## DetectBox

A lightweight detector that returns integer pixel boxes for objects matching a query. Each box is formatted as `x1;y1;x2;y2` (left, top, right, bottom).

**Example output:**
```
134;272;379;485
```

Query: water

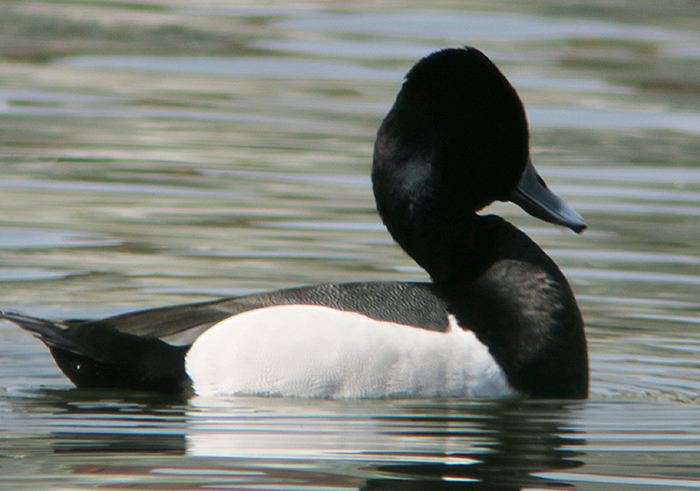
1;1;700;489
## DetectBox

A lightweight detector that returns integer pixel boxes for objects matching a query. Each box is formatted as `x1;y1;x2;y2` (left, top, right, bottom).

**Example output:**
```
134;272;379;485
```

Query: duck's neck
406;214;589;398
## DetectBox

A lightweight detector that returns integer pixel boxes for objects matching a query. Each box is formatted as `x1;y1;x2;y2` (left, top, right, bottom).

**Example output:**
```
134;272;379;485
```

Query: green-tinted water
1;1;700;489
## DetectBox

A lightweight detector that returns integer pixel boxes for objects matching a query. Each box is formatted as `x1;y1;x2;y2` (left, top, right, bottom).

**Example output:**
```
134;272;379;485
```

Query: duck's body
1;47;589;399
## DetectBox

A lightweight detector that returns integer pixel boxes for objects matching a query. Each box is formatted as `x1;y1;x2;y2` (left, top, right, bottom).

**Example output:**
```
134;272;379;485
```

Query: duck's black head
373;47;528;216
372;47;584;281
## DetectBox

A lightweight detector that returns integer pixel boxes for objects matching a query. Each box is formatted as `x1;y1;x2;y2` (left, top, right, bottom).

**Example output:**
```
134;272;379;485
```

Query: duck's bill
509;159;586;234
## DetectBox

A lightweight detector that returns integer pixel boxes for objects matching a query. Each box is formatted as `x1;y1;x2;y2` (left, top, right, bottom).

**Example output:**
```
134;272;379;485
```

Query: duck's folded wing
50;281;452;347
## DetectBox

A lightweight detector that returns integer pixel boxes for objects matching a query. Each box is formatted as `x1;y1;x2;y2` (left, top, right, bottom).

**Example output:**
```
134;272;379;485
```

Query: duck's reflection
17;388;189;454
20;390;584;490
185;397;584;490
363;401;585;490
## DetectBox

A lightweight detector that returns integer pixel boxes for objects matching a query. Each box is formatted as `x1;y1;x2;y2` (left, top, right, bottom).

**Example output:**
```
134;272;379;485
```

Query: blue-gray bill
509;159;586;234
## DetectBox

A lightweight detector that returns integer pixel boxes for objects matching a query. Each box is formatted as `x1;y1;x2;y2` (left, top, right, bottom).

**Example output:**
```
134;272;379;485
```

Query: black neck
413;215;589;398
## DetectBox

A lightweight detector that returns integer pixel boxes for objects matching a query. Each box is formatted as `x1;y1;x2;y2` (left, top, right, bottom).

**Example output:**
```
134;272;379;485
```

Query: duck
1;47;588;399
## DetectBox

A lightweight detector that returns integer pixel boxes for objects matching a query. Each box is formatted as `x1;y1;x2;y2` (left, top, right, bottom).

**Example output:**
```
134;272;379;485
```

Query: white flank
185;305;517;399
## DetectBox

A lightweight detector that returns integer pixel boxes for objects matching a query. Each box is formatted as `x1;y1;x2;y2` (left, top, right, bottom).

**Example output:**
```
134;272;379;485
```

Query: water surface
1;1;700;489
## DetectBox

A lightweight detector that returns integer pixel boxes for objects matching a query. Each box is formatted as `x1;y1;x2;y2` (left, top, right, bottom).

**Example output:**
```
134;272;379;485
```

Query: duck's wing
60;281;451;347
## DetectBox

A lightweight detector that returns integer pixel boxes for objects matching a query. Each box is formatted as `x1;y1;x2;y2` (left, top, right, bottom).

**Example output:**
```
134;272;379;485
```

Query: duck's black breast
433;216;588;398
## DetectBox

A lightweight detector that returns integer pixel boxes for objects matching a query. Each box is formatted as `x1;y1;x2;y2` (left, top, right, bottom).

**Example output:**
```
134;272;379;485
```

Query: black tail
1;310;84;354
1;310;191;395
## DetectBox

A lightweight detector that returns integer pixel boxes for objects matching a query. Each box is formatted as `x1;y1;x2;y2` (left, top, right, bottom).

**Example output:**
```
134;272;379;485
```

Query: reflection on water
4;391;697;489
1;1;700;490
3;390;586;490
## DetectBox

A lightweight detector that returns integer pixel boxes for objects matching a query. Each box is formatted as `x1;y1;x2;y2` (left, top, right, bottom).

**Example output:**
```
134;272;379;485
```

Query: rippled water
1;2;700;489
